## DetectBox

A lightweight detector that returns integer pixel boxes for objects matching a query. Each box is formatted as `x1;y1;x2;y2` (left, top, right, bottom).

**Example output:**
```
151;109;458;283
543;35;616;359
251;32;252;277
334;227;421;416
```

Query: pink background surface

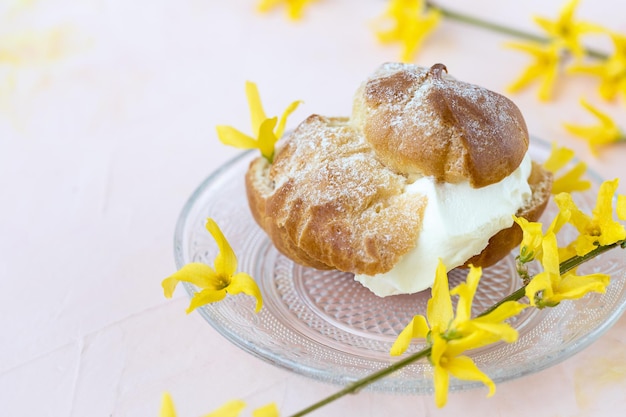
2;1;626;416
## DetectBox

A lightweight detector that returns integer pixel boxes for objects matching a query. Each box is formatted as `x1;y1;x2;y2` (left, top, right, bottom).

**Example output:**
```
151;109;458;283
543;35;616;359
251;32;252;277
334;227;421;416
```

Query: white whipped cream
355;154;533;297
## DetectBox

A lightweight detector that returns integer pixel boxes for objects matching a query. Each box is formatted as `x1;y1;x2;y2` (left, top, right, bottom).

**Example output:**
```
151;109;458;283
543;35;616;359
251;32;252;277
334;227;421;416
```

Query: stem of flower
479;239;626;316
425;1;608;60
288;239;625;416
288;348;431;417
559;239;625;274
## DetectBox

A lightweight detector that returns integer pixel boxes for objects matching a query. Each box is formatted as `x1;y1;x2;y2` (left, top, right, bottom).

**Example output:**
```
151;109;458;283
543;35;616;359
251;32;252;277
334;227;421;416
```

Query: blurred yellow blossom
162;218;263;313
0;0;86;118
0;27;73;66
570;32;626;101
205;400;247;417
506;41;562;101
252;403;280;417
375;0;441;62
542;142;591;194
390;261;525;407
159;393;277;417
525;233;610;308
216;81;301;163
532;0;603;58
160;393;177;417
257;0;316;20
555;179;626;256
563;99;625;154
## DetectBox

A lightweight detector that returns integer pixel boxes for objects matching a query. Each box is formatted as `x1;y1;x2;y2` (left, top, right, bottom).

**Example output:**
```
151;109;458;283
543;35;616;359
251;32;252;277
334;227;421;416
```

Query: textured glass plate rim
173;137;626;394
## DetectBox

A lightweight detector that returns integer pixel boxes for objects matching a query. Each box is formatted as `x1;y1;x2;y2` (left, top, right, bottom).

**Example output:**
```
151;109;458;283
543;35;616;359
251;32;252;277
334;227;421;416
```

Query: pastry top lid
352;62;529;187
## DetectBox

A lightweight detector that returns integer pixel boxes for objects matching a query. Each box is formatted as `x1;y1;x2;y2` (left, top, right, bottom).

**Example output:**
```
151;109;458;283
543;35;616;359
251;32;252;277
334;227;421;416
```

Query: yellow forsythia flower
216;81;301;163
162;219;263;313
563;98;625;154
159;393;278;417
569;32;626;101
506;41;562;101
513;207;571;263
507;0;604;100
555;179;626;256
390;261;526;407
525;233;610;308
257;0;316;20
532;0;603;58
375;0;441;62
542;142;591;194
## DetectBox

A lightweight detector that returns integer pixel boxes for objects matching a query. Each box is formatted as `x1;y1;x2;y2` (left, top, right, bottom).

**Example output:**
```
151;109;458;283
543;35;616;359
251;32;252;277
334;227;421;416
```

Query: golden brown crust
245;115;427;275
352;63;529;187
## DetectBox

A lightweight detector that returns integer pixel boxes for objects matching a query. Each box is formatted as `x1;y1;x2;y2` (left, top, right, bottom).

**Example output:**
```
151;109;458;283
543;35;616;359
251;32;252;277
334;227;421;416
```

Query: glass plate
173;139;626;394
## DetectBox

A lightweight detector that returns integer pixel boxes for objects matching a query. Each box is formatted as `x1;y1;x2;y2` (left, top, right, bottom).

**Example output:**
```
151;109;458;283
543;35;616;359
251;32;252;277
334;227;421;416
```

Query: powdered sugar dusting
264;115;426;274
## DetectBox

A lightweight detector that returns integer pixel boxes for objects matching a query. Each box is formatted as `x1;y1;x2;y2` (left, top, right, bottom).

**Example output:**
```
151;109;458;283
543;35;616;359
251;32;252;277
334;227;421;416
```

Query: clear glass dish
173;138;626;394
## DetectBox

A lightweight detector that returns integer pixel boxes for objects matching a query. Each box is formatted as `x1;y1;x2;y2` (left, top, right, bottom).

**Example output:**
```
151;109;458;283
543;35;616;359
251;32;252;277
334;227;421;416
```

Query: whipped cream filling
355;154;533;297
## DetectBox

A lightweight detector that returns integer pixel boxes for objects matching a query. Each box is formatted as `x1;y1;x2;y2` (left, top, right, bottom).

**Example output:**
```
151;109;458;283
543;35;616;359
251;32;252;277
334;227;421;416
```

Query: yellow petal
476;301;528;326
252;402;280;417
433;363;450;408
444;330;497;356
427;260;453;331
507;63;543;93
228;272;264;313
206;218;238;277
563;129;603;155
574;235;600;256
186;288;228;313
547;206;571;235
594;179;618;219
430;333;450;408
162;263;218;298
532;16;554;35
526;271;552;306
446;355;496;398
205;399;247;417
513;216;544;262
551;161;591;194
246;81;267;135
555;192;592;235
505;41;547;56
561;0;580;24
538;62;559;101
275;100;302;139
216;125;258;150
565;100;623;151
257;117;278;161
541;233;561;276
257;0;282;13
390;314;429;356
450;265;481;323
543;142;575;173
465;321;519;344
160;392;177;417
580;98;618;127
554;272;610;301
